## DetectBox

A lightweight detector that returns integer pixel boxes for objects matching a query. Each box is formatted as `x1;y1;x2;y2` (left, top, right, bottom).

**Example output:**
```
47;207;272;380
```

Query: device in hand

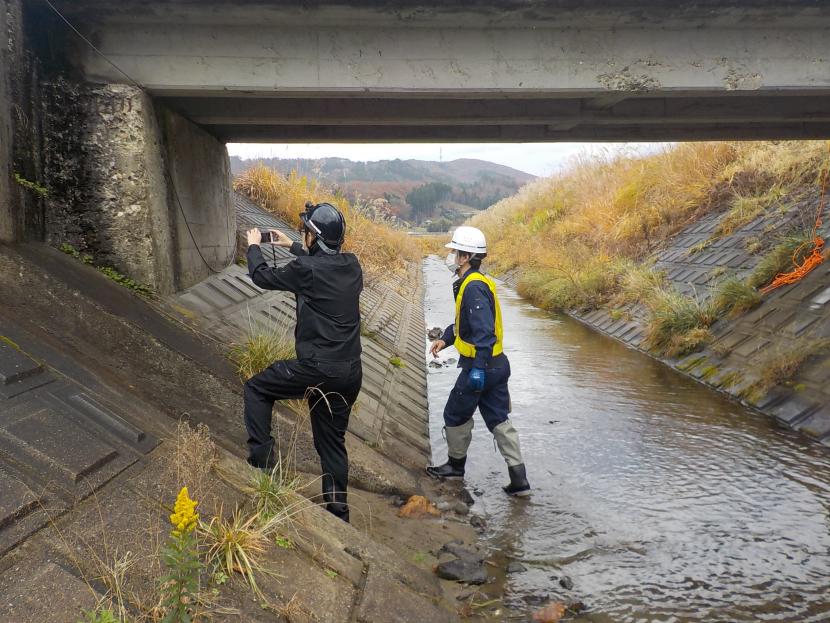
260;231;275;244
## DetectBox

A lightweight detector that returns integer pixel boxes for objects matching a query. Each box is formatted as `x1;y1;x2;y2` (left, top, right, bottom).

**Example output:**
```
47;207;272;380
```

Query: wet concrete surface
423;257;830;622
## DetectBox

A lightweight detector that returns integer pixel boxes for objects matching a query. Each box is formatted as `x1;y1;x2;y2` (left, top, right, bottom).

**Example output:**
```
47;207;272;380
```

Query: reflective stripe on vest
454;272;504;358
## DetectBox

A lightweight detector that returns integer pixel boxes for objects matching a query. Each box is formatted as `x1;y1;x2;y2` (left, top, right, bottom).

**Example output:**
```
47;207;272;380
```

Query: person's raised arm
246;228;310;293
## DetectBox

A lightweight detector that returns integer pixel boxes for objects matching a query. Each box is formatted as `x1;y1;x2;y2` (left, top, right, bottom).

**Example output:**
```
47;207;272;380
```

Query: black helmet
300;202;346;255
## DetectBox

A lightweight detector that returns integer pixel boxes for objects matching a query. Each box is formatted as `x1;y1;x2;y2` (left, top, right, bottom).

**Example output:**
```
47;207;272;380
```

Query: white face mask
445;252;459;274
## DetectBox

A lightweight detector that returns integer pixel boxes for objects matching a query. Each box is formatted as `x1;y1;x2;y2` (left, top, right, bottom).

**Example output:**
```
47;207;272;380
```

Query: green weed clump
747;232;816;289
389;355;405;368
616;263;666;305
747;338;830;398
201;507;270;599
14;172;49;197
644;289;716;357
228;323;295;381
714;185;784;237
77;609;121;623
247;459;301;522
710;276;762;318
59;243;153;296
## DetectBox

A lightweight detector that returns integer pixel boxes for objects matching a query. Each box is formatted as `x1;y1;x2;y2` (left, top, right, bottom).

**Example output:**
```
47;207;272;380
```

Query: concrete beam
212;122;830;143
52;1;830;30
46;0;830;142
73;24;830;96
162;94;830;127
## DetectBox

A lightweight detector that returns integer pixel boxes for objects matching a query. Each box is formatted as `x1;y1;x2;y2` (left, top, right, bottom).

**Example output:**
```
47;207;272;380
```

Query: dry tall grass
234;165;420;285
471;141;827;311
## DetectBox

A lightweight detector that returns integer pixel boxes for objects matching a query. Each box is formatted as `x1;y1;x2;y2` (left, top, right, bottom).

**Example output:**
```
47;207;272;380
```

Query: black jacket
247;242;363;362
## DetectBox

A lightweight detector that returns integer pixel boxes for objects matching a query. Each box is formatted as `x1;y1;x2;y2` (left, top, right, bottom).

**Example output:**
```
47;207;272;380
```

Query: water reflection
423;257;830;622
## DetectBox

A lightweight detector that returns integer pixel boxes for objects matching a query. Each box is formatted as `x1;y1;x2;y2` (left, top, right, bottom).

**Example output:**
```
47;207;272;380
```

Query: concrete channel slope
563;199;830;445
166;193;432;476
0;199;462;621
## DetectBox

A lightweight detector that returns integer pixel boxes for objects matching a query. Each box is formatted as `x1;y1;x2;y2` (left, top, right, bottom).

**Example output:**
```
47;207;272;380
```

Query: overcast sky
227;142;663;178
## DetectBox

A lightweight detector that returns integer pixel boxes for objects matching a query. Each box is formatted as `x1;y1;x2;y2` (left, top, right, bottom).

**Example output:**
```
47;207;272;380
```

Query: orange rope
759;143;829;295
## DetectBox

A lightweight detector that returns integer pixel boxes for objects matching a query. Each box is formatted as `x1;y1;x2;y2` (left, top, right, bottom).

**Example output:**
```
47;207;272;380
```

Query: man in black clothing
243;202;363;522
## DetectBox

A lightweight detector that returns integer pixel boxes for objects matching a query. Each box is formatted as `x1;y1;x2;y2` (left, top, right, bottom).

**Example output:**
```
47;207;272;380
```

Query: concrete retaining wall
504;197;830;446
6;2;234;293
159;107;235;291
0;0;21;242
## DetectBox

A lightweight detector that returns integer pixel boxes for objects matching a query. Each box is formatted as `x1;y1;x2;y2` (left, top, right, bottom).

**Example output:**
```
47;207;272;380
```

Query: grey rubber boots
427;418;531;496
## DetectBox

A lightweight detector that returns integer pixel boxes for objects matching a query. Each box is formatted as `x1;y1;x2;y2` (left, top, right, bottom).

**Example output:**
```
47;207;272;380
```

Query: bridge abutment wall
4;2;233;293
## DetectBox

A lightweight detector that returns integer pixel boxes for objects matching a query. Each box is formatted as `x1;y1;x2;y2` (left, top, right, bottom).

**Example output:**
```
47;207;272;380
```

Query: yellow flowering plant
160;487;202;623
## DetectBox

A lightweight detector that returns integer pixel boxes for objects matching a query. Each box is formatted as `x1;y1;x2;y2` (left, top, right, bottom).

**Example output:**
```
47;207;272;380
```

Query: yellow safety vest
454;272;504;358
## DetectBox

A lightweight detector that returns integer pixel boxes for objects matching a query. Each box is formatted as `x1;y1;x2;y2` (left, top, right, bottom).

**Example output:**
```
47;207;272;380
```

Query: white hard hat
446;226;487;255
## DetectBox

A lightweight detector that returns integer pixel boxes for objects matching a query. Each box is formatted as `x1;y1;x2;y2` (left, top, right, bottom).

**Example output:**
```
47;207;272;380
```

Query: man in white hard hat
427;226;531;496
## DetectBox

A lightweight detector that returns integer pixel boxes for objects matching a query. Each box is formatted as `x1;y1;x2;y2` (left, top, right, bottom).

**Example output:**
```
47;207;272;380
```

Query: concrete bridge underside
54;0;830;142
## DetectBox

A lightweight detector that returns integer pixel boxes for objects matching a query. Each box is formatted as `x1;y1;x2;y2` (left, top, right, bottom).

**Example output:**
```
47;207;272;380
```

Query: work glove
468;367;486;392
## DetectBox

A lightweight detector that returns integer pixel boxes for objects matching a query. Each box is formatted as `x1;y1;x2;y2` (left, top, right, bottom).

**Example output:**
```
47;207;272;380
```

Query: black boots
323;483;350;523
503;463;531;497
426;455;466;480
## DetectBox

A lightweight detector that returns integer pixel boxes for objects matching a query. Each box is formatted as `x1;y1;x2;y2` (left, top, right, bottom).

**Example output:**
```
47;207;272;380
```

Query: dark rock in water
473;487;485;497
470;515;487;529
567;601;586;614
559;575;574;590
428;360;443;369
523;594;549;607
507;561;527;574
458;488;475;505
435;558;487;585
437;500;453;512
438;541;483;563
428;327;443;340
453;501;469;515
445;357;457;365
391;495;406;507
456;588;478;601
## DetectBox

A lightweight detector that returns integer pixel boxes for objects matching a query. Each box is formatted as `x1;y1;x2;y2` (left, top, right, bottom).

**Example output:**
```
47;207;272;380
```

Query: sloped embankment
476;142;830;446
0;197;471;621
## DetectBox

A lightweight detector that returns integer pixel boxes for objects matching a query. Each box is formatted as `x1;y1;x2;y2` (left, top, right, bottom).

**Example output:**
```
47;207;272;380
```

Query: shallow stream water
422;257;830;623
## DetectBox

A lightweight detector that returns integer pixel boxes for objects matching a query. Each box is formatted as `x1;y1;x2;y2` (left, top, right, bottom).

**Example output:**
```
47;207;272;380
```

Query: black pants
243;358;362;521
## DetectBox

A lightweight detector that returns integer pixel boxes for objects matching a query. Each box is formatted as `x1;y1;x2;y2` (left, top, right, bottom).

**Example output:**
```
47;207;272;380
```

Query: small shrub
747;232;815;289
389;356;405;368
710;276;761;318
228;324;295;381
644;289;716;356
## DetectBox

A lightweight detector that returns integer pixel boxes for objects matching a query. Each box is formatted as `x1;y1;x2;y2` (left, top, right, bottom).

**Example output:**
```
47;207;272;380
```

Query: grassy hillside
230;156;535;225
233;164;420;286
471;141;828;355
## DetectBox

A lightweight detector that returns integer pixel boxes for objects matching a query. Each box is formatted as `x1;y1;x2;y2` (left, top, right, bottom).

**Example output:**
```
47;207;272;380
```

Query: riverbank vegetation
471;141;828;356
235;164;420;285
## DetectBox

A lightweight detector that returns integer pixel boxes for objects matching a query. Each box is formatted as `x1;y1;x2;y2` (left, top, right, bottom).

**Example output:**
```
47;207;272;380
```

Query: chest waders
427;273;531;496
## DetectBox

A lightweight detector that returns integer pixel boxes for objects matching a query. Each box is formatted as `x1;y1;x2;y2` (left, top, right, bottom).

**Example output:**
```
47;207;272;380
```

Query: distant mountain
230;156;535;225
